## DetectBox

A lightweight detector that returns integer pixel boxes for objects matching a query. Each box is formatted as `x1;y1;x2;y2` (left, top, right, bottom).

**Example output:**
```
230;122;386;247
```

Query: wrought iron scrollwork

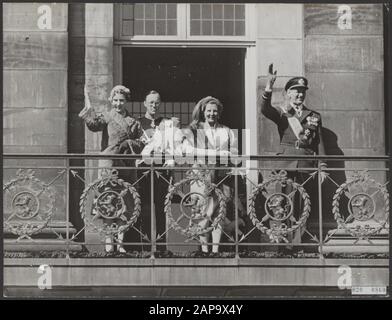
164;170;227;240
248;170;311;243
332;170;389;239
3;169;56;238
79;169;141;236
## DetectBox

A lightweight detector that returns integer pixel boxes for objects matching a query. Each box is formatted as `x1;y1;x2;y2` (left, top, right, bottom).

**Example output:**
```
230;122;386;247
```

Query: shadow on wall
312;127;348;232
68;3;86;242
249;126;348;248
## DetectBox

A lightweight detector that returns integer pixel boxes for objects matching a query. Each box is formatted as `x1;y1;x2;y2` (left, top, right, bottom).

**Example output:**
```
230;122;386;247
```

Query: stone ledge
4;257;389;267
3;285;361;298
4;258;389;287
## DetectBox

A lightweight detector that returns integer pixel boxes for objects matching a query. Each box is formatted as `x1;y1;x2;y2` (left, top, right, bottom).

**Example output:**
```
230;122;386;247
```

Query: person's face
144;93;161;116
111;93;127;113
287;87;306;106
204;103;219;125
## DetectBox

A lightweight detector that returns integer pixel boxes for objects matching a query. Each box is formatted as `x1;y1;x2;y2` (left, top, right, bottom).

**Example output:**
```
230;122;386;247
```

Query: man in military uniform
132;90;169;252
138;90;165;139
258;64;328;243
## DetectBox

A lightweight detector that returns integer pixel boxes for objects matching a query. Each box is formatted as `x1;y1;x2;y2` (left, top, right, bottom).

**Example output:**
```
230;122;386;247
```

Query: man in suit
258;64;328;243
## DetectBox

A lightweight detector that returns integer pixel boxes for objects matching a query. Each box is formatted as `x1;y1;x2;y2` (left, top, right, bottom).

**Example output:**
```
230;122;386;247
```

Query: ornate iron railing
3;153;389;259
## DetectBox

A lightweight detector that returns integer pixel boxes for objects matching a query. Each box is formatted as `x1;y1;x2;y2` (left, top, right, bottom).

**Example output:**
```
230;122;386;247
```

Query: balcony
3;153;389;297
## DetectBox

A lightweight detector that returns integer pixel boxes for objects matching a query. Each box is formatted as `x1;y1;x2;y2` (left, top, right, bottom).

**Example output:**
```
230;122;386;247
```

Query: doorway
121;47;246;252
122;47;245;137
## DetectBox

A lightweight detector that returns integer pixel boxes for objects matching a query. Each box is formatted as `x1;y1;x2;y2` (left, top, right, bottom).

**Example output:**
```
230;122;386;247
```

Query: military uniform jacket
138;116;177;161
138;116;164;139
258;90;326;169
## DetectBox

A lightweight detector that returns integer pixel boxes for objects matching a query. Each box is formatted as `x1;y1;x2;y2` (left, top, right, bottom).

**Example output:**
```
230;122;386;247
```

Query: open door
122;47;246;252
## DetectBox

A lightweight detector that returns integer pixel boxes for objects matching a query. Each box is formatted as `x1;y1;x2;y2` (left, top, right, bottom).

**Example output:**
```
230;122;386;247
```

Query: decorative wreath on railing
164;169;227;239
248;170;311;243
3;169;55;238
79;169;141;236
332;170;389;239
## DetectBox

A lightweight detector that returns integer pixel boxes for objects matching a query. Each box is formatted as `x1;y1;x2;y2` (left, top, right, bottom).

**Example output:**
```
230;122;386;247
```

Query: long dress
182;122;239;253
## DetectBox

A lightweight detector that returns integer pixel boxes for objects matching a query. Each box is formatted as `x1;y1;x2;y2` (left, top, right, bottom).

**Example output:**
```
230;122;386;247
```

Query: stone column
68;3;114;250
3;3;71;247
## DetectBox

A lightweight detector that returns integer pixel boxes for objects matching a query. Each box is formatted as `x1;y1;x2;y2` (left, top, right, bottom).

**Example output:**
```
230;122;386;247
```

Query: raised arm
78;86;107;132
258;63;282;124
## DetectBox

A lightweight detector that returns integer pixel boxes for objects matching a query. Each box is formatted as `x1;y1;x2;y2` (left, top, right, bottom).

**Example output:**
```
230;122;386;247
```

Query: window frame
114;3;185;41
114;3;255;42
186;3;251;41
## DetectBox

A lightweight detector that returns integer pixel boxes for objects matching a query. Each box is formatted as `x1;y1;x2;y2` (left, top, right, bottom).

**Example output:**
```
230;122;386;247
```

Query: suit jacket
258;88;326;170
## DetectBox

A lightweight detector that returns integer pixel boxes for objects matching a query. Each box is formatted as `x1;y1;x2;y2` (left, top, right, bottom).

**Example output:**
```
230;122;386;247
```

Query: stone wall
257;4;385;160
255;4;386;230
3;3;69;222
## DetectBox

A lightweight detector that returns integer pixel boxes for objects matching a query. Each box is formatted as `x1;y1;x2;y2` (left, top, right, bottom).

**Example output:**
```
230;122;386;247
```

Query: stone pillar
68;3;114;250
68;3;114;176
3;3;71;245
304;4;384;165
303;4;387;252
256;4;305;157
253;4;305;248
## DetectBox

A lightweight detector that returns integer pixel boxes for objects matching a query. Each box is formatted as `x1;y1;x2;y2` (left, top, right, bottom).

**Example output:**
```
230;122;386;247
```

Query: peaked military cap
285;77;309;91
